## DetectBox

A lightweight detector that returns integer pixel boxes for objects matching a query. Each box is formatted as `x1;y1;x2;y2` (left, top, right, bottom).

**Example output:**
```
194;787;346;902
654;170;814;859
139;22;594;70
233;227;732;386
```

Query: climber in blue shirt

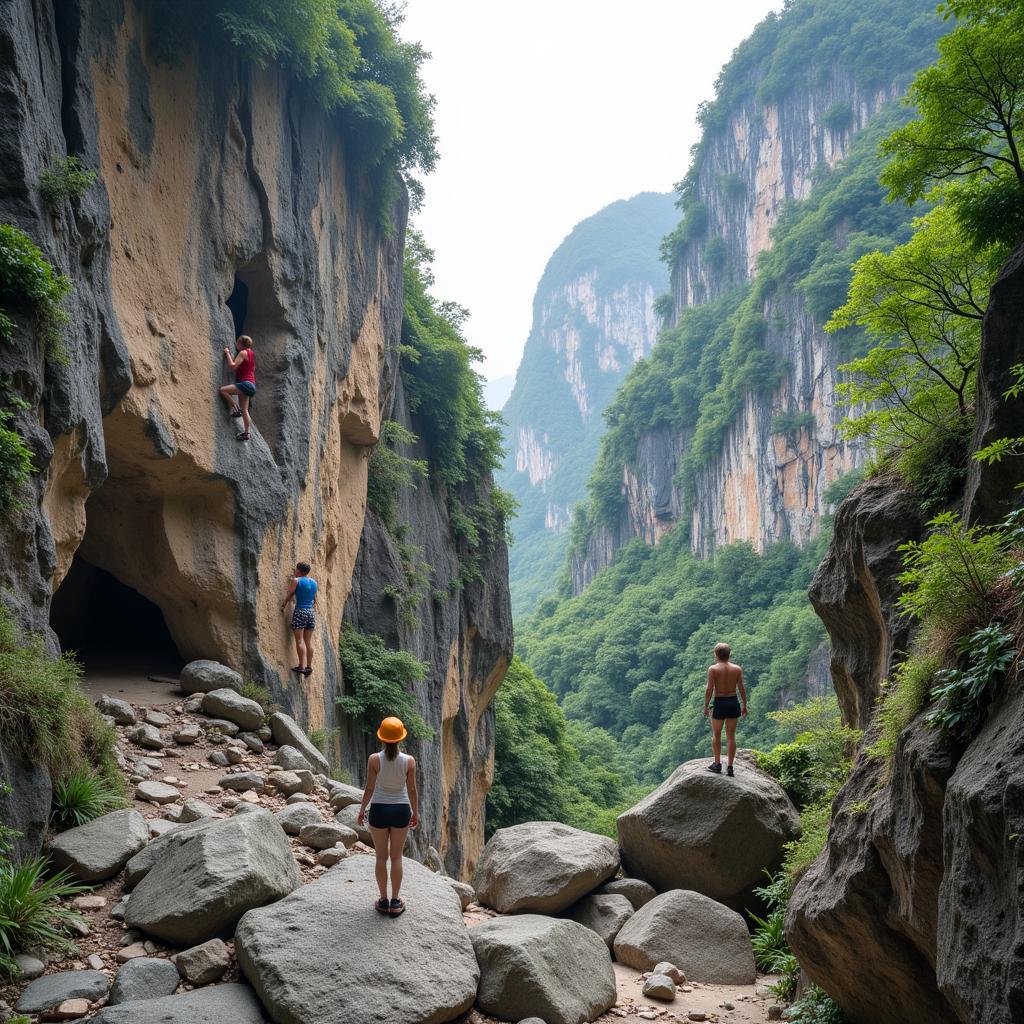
281;561;318;677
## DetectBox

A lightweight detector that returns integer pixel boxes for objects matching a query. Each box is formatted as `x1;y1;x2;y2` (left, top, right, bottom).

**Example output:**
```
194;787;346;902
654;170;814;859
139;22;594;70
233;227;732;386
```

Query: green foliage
925;624;1015;737
39;157;96;209
756;741;815;806
821;101;853;133
702;236;728;272
718;173;746;200
785;986;850;1024
0;606;121;787
149;0;436;187
336;622;432;739
366;420;427;532
881;1;1024;248
0;407;34;514
488;658;646;838
750;872;800;1000
51;767;126;830
772;410;816;437
822;467;865;510
240;681;272;718
309;727;340;755
0;223;71;360
518;533;828;785
868;651;940;762
0;858;87;981
783;797;833;885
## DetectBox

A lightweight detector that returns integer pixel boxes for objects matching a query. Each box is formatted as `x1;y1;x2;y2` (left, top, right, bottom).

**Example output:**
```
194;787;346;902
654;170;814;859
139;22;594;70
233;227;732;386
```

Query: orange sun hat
377;716;408;743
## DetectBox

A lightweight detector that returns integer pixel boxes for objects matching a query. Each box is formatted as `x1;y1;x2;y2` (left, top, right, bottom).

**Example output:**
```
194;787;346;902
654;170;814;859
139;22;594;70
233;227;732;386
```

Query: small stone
135;780;180;804
221;796;239;809
173;938;231;986
96;695;137;725
207;750;230;767
160;776;180;785
767;1008;783;1021
87;954;105;970
129;724;167;750
295;851;316;867
299;822;357;851
218;771;264;793
654;962;685;985
14;953;44;980
203;718;240;737
643;974;676;1001
266;770;304;796
681;985;693;993
240;790;261;804
72;895;106;911
173;722;201;744
108;956;180;1005
225;747;244;765
688;1014;708;1022
67;917;90;937
117;942;148;962
723;1003;735;1011
286;792;314;804
131;761;152;779
53;997;91;1019
120;928;142;946
145;710;173;727
183;695;204;714
317;845;348;866
238;732;265;754
638;1014;657;1021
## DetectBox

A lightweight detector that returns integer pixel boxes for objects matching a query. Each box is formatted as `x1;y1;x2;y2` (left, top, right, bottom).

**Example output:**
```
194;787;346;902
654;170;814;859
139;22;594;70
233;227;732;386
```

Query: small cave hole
226;273;249;339
50;554;182;675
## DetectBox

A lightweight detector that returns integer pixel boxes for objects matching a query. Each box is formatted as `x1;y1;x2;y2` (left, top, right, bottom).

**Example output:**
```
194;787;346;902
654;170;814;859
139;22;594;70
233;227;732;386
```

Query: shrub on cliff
366;420;427;532
0;223;70;359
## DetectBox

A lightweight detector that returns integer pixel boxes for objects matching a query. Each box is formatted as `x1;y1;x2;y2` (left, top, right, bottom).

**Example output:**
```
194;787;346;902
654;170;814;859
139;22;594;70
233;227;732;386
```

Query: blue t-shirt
294;576;317;609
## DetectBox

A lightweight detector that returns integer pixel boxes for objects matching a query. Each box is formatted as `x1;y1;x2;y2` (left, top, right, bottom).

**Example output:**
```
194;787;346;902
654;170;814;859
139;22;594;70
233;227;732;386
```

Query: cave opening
50;554;182;675
226;274;249;338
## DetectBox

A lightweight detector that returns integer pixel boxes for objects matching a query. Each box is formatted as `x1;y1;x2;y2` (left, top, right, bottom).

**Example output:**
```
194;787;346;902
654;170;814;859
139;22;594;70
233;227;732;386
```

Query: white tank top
371;750;410;805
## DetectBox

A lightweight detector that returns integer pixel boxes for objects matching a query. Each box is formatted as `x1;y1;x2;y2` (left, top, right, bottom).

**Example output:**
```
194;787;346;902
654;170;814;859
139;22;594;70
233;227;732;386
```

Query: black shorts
712;695;741;720
368;803;411;829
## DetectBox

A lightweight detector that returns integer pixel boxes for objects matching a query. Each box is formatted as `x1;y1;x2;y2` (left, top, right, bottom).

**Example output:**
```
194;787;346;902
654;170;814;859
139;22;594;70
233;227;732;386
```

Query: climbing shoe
726;765;734;777
389;898;406;917
236;431;250;442
230;408;243;418
707;761;722;774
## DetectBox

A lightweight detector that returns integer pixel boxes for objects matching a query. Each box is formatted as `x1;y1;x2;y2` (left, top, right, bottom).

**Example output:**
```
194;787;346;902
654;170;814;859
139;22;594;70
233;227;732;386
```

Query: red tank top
235;348;255;384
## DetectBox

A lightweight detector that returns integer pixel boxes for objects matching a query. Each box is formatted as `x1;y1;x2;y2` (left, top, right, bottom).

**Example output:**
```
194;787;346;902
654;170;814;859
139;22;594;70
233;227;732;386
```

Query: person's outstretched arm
738;668;748;717
358;755;379;826
224;347;245;369
407;757;418;828
280;578;297;612
703;668;714;718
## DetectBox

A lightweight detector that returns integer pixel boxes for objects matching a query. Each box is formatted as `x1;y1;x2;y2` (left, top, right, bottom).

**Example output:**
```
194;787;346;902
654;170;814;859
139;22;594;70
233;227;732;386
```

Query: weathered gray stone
218;771;265;793
203;718;240;737
236;857;477;1023
238;732;265;754
127;820;207;890
173;723;201;745
286;792;314;804
473;821;619;914
126;811;300;943
266;770;306;796
0;740;51;861
327;782;364;811
471;914;616;1024
274;745;313;772
90;984;265;1023
299;822;357;850
317;845;348;866
268;712;330;775
564;893;634;949
96;695;136;725
643;974;676;1001
129;724;167;750
179;661;243;696
48;809;149;883
594;877;657;910
173;938;230;985
207;750;230;767
108;957;180;1004
178;798;217;823
442;876;476;910
613;889;755;984
335;803;372;845
276;804;323;835
144;710;173;727
14;953;44;979
202;689;264;731
618;758;800;908
15;970;108;1013
136;780;180;804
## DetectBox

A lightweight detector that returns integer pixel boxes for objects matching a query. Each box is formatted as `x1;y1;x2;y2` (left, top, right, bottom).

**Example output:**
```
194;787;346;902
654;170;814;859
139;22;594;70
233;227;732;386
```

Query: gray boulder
0;740;51;861
179;660;243;696
173;723;201;745
299;822;358;850
108;957;180;1004
136;780;180;804
238;732;265;754
48;809;149;883
129;724;167;750
613;889;755;984
124;820;217;891
204;718;240;736
96;694;136;725
643;974;676;1001
274;745;313;772
202;689;264;732
90;984;265;1023
173;938;230;985
126;810;301;944
218;771;265;793
178;798;218;823
442;876;476;910
236;856;477;1024
473;821;619;914
617;758;800;906
595;877;657;910
335;803;372;845
564;893;634;949
266;770;309;797
328;781;364;810
269;712;330;775
15;969;108;1013
276;803;323;835
14;953;44;979
471;914;616;1024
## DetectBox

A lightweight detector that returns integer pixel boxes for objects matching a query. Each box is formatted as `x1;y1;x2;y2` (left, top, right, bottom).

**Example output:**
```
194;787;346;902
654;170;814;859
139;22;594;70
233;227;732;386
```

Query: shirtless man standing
703;642;747;776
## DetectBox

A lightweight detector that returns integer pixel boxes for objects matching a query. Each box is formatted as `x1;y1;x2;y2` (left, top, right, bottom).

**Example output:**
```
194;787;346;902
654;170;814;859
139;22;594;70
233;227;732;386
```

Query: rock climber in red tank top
219;334;256;442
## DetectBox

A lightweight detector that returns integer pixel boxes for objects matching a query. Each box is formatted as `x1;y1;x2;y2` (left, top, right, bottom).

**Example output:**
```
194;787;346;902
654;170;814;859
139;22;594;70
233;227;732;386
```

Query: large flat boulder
564;893;634;949
15;969;108;1013
617;758;799;906
48;809;149;883
470;914;616;1024
202;689;264;731
472;821;619;914
108;957;181;1004
90;983;265;1023
268;712;330;775
613;889;755;984
236;856;477;1024
124;818;216;890
126;810;300;945
179;660;243;695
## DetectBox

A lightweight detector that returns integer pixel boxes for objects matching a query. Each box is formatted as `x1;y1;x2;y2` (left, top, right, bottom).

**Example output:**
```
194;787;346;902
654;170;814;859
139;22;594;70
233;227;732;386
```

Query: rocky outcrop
90;983;266;1024
47;808;149;882
0;740;51;861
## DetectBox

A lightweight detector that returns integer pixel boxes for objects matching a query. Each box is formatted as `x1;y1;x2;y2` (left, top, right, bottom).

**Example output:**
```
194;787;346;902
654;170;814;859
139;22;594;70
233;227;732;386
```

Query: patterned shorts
291;607;315;631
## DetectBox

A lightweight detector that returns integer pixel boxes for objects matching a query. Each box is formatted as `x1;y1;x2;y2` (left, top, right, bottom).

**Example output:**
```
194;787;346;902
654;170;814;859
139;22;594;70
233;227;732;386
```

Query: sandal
707;762;722;774
301;667;313;676
389;897;406;917
374;898;390;915
291;666;305;674
236;432;250;442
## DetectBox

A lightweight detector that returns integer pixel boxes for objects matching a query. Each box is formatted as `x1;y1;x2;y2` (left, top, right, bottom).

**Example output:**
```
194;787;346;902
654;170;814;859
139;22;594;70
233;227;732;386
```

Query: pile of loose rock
3;659;799;1024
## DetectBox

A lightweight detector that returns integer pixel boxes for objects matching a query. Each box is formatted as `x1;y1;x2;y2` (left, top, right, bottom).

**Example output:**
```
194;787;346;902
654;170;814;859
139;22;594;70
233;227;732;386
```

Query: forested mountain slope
499;193;676;617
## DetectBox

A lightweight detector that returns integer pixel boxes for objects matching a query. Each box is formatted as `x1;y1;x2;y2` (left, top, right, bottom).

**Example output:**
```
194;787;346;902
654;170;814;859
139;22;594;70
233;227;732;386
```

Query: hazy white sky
399;0;779;381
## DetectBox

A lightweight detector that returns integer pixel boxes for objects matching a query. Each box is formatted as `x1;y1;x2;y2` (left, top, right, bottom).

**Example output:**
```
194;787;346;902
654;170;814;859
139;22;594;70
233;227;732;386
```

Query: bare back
708;660;742;697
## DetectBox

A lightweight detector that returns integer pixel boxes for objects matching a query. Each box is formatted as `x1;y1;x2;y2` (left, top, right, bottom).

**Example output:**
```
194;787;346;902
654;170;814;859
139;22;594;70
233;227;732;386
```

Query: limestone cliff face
0;0;510;872
499;193;677;617
786;241;1024;1024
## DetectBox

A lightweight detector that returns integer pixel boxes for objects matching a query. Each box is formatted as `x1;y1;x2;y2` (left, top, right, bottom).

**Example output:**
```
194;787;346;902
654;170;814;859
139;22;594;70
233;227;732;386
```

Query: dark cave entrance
50;554;182;674
226;274;249;338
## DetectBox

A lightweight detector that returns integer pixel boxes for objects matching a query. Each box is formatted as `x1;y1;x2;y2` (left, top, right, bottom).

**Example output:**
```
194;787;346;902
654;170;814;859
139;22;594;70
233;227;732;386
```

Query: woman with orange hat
357;716;419;916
